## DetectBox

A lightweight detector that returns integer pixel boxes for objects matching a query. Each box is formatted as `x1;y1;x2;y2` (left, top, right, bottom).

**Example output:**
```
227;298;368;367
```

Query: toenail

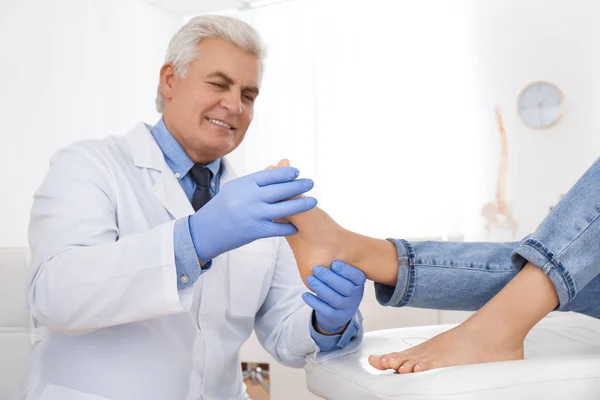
389;357;395;361
399;365;405;369
381;358;386;362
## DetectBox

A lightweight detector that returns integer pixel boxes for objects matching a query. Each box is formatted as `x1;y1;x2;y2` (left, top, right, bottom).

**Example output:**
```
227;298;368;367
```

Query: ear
159;63;177;103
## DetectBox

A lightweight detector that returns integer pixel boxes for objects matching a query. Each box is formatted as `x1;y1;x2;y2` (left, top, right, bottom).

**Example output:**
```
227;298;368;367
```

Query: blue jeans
375;157;600;319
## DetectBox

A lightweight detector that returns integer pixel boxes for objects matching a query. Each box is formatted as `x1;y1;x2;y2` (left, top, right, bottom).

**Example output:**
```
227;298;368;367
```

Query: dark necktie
189;166;213;211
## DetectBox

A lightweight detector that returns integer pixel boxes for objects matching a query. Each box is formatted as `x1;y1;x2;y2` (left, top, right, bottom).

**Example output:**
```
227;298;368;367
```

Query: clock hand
541;95;554;106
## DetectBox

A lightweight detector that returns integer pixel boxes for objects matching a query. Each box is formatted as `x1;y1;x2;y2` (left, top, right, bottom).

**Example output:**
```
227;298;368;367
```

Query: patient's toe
368;354;396;370
386;355;404;371
398;359;417;374
368;355;384;370
414;361;432;372
379;357;391;369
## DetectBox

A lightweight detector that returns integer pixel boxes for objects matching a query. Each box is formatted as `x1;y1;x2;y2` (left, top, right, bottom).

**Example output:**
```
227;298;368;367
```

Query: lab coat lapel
126;123;194;219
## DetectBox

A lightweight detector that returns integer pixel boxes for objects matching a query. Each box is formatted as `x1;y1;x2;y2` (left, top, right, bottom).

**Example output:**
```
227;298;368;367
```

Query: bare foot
267;160;399;288
285;207;349;287
368;263;558;373
266;159;350;288
368;317;524;373
266;159;291;169
266;159;399;288
284;205;398;288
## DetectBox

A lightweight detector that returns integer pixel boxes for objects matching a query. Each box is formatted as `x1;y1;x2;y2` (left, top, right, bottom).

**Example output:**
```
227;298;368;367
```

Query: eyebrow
207;71;260;96
207;71;235;85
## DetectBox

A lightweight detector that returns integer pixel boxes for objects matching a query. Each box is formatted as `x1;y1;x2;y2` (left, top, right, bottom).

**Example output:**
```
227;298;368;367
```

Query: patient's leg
369;157;600;373
275;161;558;373
369;262;558;373
286;201;558;372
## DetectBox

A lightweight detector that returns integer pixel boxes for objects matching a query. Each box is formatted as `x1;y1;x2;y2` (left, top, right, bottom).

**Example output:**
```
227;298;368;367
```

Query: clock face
517;82;563;129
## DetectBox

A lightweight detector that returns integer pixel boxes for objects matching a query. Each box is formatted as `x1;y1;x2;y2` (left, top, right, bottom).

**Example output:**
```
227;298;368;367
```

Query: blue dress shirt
150;118;220;289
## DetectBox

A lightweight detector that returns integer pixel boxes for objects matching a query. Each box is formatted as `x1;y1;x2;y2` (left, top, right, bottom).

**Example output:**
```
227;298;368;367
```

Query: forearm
253;239;318;367
29;222;188;332
255;297;316;368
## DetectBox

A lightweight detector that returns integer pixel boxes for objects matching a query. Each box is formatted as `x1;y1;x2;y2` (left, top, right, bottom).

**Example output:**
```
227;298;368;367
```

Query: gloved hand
302;260;366;333
189;167;316;261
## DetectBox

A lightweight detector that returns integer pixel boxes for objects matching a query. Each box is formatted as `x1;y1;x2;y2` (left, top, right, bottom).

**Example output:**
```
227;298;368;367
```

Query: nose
220;89;243;115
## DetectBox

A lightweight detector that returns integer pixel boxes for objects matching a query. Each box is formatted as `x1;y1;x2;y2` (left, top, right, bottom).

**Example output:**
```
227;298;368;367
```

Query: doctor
26;15;364;400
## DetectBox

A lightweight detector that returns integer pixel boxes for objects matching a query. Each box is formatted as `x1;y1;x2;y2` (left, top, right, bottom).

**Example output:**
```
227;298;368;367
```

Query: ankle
342;232;399;285
338;228;360;266
463;313;528;348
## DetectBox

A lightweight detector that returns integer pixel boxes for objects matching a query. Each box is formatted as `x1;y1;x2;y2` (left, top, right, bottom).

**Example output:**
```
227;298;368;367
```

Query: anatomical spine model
481;108;517;239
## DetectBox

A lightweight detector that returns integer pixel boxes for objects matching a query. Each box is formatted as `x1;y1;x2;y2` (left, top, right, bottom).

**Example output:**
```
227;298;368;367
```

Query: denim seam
415;264;516;273
397;239;416;307
521;238;575;302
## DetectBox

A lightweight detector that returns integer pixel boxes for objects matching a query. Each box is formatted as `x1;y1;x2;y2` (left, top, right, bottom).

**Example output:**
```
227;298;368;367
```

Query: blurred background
2;0;599;398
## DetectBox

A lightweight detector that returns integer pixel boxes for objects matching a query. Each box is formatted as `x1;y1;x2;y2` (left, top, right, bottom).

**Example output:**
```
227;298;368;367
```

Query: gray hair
155;15;266;113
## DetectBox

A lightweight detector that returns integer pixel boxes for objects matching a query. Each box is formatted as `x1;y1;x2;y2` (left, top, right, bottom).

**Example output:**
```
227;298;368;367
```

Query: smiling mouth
206;117;235;130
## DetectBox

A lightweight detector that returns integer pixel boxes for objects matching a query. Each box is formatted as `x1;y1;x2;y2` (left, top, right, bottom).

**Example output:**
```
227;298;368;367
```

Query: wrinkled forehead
193;38;262;87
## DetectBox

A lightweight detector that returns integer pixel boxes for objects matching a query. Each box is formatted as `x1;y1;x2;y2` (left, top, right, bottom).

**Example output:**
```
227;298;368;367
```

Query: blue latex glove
302;260;367;333
190;167;316;262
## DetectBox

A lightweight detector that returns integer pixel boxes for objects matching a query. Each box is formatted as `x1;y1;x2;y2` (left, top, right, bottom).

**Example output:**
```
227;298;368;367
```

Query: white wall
465;0;600;240
237;0;488;242
0;0;181;246
8;0;597;251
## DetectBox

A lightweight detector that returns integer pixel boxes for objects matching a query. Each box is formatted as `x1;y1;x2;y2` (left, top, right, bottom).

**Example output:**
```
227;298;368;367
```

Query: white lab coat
25;123;322;400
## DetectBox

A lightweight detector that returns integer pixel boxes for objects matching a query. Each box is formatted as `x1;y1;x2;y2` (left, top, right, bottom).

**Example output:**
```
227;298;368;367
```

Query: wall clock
517;81;563;129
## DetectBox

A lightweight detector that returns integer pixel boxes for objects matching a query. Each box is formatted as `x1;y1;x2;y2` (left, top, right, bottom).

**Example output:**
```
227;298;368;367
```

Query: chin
196;143;234;161
211;135;242;152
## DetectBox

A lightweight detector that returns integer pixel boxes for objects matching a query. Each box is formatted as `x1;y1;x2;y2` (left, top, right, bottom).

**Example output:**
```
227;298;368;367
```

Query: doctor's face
159;38;260;165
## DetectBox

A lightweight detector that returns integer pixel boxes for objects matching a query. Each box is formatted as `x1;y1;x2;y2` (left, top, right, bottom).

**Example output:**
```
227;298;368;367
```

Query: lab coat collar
128;122;165;171
125;122;238;219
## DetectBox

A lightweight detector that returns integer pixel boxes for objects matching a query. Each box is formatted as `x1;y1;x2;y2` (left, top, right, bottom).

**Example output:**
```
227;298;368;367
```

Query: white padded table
305;314;600;399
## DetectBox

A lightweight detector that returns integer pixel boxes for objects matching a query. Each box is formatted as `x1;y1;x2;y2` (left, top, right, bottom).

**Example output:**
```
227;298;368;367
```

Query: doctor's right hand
189;167;316;262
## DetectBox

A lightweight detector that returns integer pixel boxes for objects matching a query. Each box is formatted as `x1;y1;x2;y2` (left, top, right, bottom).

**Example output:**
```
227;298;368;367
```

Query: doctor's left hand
302;260;366;334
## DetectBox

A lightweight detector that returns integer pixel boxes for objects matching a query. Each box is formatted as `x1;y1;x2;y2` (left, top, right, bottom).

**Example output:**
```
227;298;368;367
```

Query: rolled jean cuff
374;238;414;307
511;238;574;310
